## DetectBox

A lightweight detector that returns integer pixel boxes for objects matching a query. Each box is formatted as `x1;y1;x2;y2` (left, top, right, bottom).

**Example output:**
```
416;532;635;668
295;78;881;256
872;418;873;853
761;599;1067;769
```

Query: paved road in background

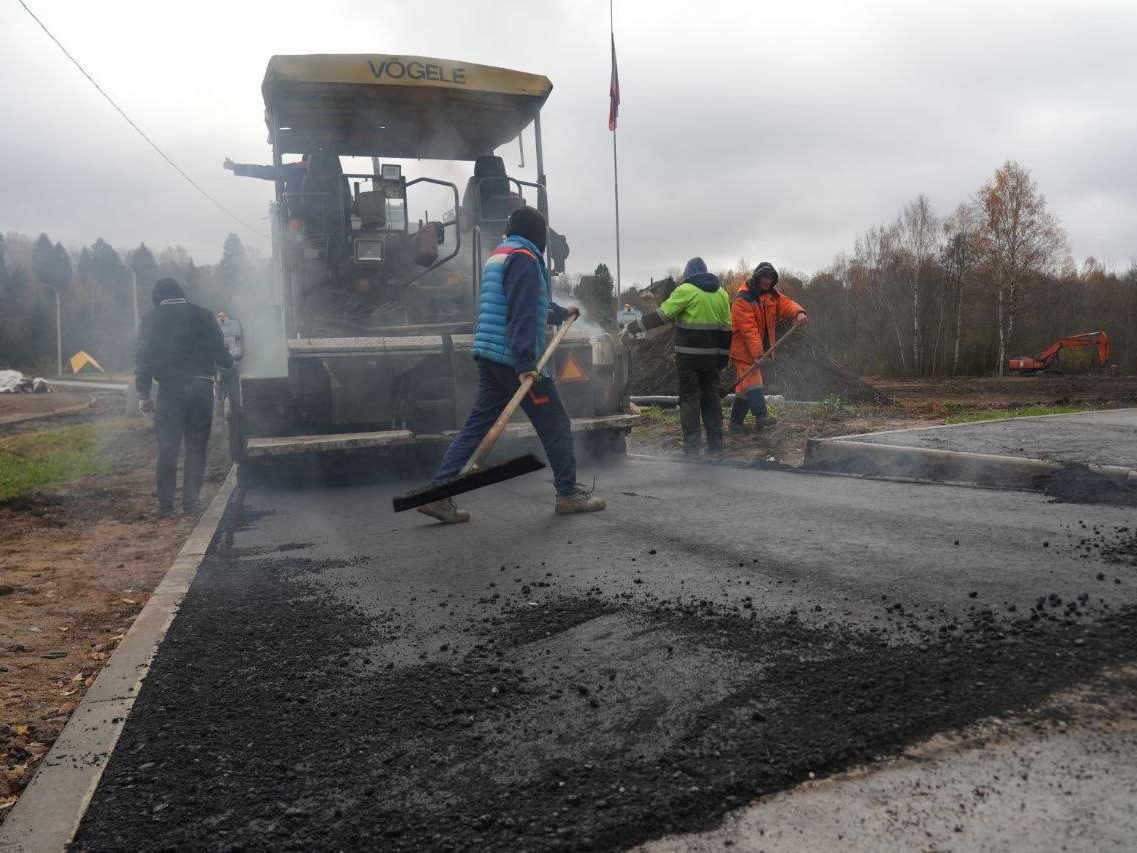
848;408;1137;469
73;457;1137;850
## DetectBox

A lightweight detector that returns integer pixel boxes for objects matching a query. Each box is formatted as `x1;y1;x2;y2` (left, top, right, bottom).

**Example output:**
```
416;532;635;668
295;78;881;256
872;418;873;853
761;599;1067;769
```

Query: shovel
392;316;578;512
722;321;802;398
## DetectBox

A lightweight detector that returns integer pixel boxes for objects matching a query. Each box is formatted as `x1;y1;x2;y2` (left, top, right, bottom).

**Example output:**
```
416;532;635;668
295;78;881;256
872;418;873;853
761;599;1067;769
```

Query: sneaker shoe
554;491;607;514
417;498;470;524
753;414;779;429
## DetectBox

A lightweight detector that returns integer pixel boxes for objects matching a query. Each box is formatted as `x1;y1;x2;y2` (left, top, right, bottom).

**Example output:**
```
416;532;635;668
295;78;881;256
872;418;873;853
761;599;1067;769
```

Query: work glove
624;319;643;336
517;370;540;385
795;312;808;327
564;306;581;320
138;396;155;417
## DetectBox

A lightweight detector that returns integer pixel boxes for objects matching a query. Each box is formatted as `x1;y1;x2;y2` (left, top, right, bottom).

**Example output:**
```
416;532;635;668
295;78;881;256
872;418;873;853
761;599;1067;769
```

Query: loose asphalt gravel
73;456;1137;850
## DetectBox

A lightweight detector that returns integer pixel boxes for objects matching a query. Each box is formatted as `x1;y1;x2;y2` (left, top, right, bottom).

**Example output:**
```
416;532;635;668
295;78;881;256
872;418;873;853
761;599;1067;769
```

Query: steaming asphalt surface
75;457;1137;850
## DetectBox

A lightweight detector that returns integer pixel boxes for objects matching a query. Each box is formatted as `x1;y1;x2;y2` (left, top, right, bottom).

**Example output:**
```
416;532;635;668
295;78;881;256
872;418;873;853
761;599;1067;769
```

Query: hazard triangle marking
557;351;589;383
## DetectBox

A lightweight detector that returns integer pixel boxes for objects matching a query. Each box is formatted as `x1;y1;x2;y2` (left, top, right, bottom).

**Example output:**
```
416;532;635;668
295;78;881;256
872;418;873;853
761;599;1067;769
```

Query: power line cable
17;0;269;240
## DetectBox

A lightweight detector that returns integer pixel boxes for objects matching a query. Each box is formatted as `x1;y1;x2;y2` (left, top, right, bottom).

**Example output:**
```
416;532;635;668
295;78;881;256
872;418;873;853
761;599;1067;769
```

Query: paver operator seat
462;155;523;224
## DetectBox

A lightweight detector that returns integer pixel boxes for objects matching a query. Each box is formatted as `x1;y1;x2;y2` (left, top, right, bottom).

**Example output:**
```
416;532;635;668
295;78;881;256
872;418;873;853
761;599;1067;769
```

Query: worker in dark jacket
135;278;234;516
418;206;605;524
624;258;732;454
224;150;343;227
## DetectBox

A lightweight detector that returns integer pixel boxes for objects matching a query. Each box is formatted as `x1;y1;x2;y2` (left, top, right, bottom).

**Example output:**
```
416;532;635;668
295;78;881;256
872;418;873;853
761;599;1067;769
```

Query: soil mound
628;325;891;405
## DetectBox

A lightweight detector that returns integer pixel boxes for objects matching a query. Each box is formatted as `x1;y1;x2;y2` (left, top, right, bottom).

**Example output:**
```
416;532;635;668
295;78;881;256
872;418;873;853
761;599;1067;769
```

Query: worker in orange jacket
729;262;806;430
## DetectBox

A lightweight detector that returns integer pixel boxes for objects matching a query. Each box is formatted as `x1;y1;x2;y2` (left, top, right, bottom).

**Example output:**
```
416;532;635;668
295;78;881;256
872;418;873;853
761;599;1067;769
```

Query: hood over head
152;277;186;307
748;261;779;286
682;256;721;292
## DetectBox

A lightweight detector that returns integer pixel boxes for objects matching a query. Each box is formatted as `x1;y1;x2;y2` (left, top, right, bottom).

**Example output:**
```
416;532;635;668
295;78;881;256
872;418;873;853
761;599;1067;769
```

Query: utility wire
17;0;269;240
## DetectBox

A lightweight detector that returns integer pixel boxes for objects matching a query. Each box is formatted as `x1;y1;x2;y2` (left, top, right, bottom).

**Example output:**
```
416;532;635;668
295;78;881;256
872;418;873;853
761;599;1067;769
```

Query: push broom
720;321;803;398
392;316;578;512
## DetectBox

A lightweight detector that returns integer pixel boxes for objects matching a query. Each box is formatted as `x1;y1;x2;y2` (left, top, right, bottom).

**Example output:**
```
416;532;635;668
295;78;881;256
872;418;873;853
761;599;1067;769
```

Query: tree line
622;160;1137;376
0;232;269;372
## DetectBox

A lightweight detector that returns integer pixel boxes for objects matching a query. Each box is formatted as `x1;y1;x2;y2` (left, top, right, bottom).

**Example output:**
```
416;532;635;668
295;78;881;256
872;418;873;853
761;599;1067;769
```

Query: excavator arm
1008;331;1109;374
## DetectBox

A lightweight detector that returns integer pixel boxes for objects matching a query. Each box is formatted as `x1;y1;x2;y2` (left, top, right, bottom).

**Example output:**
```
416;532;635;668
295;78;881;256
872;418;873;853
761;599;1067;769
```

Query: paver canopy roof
262;54;553;159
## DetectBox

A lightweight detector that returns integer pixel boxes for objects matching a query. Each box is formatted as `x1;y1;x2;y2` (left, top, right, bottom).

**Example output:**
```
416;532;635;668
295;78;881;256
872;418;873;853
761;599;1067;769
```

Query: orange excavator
1007;331;1109;375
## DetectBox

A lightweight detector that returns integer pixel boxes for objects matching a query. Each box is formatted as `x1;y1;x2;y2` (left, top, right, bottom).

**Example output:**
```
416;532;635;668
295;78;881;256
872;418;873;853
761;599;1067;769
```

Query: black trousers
155;378;214;509
677;367;723;452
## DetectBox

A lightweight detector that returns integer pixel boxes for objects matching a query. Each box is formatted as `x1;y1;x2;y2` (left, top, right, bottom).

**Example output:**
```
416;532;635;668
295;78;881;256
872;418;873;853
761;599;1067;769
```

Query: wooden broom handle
732;321;802;390
460;315;579;474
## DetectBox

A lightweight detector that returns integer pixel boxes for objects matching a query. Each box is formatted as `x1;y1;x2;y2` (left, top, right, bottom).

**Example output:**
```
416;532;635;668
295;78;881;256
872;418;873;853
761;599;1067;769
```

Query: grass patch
809;394;846;421
0;420;130;500
943;404;1091;424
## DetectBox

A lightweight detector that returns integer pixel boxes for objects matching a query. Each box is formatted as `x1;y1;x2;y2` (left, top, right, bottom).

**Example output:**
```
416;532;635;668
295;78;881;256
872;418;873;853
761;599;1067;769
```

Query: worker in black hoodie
135;278;234;516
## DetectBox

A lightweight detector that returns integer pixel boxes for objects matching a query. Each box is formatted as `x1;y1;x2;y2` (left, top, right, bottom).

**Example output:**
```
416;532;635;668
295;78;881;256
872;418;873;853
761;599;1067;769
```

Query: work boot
729;420;749;435
417;498;470;524
753;414;778;430
157;505;175;519
183;499;201;516
555;490;607;514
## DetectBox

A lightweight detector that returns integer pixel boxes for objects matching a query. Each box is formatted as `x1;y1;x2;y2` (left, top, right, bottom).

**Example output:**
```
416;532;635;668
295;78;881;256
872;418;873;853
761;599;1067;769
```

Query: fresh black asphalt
74;457;1137;850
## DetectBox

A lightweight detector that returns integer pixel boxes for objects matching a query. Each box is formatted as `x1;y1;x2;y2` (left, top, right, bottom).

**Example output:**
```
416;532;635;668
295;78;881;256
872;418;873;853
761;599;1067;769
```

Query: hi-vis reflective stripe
676;321;732;331
557;351;589;382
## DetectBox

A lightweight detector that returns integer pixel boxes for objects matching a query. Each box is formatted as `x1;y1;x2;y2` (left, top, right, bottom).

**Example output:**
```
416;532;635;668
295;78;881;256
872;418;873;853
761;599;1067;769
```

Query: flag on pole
608;34;620;131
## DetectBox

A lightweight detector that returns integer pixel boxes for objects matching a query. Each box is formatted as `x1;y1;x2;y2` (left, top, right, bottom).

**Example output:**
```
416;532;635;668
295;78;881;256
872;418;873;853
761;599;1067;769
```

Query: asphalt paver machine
227;54;639;471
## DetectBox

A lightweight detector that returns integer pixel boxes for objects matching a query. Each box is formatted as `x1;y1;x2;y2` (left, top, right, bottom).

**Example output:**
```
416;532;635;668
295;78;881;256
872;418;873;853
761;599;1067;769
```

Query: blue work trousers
730;387;768;424
434;359;577;495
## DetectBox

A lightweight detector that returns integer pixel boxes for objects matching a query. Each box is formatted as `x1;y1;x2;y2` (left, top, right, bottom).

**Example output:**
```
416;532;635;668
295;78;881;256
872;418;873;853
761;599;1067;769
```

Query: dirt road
0;399;229;818
72;456;1137;849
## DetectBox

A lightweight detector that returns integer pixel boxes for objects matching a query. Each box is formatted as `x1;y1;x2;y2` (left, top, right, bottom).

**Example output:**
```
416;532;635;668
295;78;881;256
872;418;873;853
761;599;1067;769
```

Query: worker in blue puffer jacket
418;206;606;524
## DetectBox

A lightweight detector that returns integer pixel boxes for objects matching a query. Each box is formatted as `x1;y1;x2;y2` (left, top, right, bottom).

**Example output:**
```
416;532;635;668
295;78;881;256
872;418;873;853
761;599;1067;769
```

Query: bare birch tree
894;194;941;372
854;224;908;372
941;202;982;374
976;161;1067;374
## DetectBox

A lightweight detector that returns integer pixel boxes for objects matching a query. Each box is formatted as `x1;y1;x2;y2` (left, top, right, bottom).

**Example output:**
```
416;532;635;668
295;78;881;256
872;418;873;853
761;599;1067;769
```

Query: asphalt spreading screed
72;527;1137;852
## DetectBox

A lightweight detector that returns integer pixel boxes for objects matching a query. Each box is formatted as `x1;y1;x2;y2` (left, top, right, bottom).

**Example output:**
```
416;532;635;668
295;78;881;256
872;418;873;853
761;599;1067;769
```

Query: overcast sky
2;0;1135;287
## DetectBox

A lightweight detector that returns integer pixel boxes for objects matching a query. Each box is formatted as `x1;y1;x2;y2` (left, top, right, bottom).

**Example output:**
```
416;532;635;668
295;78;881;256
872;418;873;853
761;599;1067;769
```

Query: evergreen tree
573;263;617;327
130;243;158;323
217;232;246;310
32;233;72;293
130;243;158;291
86;239;132;369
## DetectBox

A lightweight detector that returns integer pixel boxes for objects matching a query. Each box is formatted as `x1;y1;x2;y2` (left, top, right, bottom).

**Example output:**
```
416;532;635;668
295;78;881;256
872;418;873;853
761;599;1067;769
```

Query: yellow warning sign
69;350;106;374
557;351;589;383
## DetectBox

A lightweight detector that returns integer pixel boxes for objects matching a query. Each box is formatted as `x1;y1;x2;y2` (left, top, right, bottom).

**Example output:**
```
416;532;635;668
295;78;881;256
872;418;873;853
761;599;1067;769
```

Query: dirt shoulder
630;375;1137;467
0;392;93;426
0;397;229;821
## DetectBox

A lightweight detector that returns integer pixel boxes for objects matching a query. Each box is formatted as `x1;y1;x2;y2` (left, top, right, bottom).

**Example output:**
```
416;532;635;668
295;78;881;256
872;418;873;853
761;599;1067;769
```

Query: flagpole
610;0;622;303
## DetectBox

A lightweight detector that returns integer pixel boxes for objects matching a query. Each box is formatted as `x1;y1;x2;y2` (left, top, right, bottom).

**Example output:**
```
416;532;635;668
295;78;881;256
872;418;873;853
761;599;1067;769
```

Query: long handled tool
721;321;802;398
392;316;578;512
